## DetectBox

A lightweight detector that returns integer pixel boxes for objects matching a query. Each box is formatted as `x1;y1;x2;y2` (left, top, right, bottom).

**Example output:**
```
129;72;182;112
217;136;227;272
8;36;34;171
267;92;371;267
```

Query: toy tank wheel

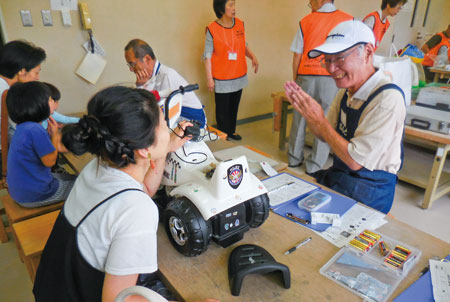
245;193;270;228
164;197;212;256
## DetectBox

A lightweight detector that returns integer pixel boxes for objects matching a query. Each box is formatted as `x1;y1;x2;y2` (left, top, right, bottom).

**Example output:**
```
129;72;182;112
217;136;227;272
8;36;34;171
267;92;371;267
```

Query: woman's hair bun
61;86;160;167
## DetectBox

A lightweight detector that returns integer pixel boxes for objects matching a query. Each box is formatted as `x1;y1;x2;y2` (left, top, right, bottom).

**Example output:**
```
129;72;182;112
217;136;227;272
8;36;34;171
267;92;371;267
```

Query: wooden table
398;126;450;209
430;67;450;83
156;207;449;302
271;92;450;209
62;139;450;301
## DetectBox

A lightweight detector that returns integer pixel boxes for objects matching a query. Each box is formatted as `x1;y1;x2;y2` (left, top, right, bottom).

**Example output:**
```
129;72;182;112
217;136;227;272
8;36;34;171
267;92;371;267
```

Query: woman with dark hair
6;81;75;207
204;0;258;141
33;86;218;302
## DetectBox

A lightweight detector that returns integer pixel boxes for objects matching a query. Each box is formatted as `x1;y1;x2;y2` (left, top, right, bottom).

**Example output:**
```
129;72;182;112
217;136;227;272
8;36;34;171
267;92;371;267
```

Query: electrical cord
172;146;208;165
168;122;218;165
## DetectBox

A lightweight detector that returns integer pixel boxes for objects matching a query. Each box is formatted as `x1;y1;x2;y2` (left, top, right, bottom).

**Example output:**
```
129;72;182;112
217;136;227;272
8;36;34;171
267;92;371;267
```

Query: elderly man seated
285;20;406;214
124;39;206;127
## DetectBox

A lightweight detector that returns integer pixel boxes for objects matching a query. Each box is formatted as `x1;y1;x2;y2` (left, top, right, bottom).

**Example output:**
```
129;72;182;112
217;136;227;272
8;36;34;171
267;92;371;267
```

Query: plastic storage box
319;230;421;302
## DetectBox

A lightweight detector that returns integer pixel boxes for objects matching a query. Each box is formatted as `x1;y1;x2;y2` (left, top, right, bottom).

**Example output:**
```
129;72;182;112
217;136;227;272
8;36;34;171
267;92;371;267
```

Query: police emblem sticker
227;164;243;189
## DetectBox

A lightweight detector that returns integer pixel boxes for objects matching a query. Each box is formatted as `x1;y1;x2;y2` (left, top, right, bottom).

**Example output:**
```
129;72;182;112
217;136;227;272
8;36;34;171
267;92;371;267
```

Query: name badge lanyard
144;61;162;91
222;26;237;61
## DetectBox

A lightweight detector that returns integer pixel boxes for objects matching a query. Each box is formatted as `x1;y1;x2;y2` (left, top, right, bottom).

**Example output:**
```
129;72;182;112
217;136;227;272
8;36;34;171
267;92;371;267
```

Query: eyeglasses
320;46;362;68
126;58;142;69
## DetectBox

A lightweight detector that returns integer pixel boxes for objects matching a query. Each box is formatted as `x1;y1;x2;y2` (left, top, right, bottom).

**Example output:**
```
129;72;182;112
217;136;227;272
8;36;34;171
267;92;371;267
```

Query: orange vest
422;32;450;67
363;11;390;50
298;10;353;76
207;18;247;81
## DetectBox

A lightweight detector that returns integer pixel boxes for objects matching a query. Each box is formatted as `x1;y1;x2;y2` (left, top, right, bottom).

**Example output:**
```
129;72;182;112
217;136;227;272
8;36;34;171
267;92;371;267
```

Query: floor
1;116;449;301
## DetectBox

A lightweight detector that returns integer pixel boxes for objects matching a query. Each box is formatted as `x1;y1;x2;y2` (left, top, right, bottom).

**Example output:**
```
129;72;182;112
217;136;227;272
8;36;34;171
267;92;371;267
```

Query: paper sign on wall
50;0;78;11
75;52;106;84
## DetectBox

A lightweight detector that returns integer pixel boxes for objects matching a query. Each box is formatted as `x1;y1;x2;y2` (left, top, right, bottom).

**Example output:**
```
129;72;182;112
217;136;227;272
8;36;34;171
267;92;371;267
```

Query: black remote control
183;120;201;142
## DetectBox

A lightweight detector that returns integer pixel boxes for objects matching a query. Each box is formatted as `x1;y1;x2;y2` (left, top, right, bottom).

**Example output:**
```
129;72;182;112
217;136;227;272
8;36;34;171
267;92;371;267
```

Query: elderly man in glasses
124;39;206;128
285;20;406;214
288;0;352;173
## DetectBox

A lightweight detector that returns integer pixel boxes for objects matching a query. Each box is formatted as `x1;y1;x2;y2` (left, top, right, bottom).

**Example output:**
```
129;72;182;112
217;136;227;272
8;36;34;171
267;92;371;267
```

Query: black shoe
288;162;302;168
228;133;242;140
305;171;316;178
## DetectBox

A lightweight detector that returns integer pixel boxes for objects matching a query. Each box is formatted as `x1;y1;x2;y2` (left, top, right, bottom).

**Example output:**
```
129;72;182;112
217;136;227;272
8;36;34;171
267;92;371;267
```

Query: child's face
19;65;42;82
48;97;58;115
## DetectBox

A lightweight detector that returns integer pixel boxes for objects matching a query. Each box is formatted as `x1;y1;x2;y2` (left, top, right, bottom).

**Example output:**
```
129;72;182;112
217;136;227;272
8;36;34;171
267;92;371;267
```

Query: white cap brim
308;42;363;58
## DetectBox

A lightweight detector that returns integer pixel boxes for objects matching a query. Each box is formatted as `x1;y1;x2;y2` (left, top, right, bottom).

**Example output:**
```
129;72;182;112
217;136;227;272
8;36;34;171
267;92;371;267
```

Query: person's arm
284;81;362;170
103;273;220;302
204;58;215;92
290;27;304;81
41;117;60;167
51;111;80;125
421;44;430;54
292;53;302;81
421;34;443;53
245;45;259;73
143;121;192;196
204;30;215;92
102;273;146;302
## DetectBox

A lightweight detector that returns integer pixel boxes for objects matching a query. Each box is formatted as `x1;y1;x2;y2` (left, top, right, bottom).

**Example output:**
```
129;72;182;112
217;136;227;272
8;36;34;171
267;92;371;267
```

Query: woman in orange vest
204;0;258;141
421;24;450;82
363;0;407;51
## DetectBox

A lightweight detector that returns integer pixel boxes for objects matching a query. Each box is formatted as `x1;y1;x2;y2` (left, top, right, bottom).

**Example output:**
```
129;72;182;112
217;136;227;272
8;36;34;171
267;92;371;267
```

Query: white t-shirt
64;158;159;275
327;70;406;174
140;60;203;110
0;77;10;151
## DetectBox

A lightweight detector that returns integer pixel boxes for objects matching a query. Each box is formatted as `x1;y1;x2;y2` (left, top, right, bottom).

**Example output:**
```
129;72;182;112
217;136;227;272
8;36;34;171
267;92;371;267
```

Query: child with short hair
41;82;80;129
6;81;76;207
363;0;408;50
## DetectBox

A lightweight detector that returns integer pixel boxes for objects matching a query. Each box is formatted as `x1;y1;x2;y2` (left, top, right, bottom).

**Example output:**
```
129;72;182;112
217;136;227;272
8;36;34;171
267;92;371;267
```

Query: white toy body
162;141;268;220
155;84;270;256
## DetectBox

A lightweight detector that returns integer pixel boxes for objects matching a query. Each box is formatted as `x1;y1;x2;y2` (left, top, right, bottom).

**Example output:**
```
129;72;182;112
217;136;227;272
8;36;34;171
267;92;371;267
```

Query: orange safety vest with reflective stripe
298;10;353;76
207;18;247;81
422;32;450;67
363;11;390;50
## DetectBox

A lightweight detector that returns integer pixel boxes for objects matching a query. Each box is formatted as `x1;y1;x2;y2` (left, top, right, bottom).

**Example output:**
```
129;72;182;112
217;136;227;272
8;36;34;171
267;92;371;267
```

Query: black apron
33;188;144;302
314;84;405;214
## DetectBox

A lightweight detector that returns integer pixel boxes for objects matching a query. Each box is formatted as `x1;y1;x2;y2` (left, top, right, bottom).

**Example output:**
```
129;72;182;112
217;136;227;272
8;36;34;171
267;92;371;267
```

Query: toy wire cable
172;146;207;165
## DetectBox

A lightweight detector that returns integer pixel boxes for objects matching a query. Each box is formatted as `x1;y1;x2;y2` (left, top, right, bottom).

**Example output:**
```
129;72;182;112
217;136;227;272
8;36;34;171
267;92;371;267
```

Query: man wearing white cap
285;20;406;214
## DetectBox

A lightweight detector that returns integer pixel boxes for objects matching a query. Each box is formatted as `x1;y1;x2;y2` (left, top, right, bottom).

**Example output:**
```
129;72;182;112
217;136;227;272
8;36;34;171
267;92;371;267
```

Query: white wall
1;0;449;120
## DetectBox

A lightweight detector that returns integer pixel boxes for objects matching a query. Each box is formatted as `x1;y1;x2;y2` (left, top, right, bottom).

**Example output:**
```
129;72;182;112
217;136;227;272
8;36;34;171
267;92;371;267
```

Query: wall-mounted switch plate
61;9;72;27
41;10;53;26
20;10;33;27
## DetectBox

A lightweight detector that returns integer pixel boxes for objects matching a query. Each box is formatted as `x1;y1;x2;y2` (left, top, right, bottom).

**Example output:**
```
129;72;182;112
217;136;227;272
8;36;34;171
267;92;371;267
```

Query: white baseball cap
308;20;375;58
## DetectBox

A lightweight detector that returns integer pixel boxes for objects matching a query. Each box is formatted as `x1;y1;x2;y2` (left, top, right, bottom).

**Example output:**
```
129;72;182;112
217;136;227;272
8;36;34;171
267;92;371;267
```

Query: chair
1;194;62;250
12;210;59;282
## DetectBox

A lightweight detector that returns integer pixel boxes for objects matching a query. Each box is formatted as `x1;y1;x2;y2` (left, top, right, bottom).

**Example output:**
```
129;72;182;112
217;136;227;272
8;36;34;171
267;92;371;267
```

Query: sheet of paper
430;259;450;302
262;173;318;207
213;145;279;174
83;37;106;57
318;204;387;248
260;161;277;176
50;0;78;11
311;212;340;225
75;52;107;84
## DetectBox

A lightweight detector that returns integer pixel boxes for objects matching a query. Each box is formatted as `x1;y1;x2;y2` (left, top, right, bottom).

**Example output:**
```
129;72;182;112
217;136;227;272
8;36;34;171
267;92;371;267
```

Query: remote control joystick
183;120;201;142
